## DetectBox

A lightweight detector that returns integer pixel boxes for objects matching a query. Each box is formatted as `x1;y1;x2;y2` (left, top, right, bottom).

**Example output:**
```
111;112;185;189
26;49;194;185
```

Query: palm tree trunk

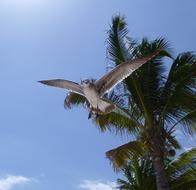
151;136;170;190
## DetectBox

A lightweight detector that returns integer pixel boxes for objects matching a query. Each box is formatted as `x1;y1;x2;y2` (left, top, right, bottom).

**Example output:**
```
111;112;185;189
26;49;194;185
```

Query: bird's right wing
39;79;85;96
95;52;159;97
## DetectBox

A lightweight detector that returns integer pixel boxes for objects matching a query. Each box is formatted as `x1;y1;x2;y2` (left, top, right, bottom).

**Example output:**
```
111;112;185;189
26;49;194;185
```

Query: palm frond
123;38;172;126
106;140;144;170
171;180;196;190
107;15;136;64
116;149;195;190
107;91;143;121
64;92;88;109
169;110;196;135
161;52;196;135
93;111;142;135
117;178;134;190
171;172;196;190
167;147;196;171
117;158;156;190
166;147;196;189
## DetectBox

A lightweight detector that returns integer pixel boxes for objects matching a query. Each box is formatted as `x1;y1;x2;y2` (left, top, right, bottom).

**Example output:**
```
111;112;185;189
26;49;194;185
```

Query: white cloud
0;175;32;190
79;180;116;190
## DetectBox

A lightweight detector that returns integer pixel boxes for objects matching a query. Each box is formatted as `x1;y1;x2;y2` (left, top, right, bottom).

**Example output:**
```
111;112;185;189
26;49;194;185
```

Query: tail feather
91;99;116;115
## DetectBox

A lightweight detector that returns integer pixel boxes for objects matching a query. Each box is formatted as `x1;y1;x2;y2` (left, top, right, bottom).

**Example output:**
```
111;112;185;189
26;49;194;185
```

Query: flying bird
39;52;159;118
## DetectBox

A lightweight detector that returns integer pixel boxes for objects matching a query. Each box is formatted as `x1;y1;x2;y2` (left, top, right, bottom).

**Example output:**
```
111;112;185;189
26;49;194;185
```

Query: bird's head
81;79;95;86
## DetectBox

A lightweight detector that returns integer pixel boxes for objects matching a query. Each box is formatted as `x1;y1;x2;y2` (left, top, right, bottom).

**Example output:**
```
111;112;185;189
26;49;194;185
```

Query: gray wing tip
38;80;48;85
38;80;56;86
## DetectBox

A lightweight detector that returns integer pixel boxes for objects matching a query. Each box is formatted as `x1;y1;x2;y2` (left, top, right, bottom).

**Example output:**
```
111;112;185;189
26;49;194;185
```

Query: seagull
39;52;159;118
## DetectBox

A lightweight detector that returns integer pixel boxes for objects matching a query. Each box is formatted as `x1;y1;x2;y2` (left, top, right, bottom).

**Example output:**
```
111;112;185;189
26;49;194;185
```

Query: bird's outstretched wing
95;52;159;97
39;79;85;96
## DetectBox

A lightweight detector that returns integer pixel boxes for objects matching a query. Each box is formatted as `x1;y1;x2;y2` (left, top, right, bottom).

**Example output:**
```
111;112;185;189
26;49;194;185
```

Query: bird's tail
91;99;116;115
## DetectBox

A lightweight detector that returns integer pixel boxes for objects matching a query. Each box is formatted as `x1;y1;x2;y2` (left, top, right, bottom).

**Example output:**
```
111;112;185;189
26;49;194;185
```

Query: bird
39;52;159;118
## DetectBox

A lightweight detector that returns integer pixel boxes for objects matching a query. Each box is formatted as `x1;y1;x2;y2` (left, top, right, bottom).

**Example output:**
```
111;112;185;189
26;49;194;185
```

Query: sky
0;0;195;189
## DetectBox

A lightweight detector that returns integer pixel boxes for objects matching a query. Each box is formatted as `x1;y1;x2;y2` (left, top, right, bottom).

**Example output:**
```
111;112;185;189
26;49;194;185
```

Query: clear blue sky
0;0;195;189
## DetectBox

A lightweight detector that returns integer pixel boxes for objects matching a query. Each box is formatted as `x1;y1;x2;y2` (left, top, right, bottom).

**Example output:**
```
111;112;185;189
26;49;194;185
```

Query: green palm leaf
169;110;196;135
106;140;144;169
116;148;196;190
93;112;141;134
167;148;196;190
107;15;136;64
64;92;88;109
161;52;196;135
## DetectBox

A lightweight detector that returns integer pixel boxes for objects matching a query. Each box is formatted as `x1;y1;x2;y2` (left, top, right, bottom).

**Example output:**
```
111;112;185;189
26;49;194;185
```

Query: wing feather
39;79;84;96
95;52;159;96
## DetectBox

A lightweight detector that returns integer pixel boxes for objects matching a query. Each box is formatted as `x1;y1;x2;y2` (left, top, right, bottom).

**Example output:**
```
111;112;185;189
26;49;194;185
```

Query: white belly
83;87;100;107
82;85;115;114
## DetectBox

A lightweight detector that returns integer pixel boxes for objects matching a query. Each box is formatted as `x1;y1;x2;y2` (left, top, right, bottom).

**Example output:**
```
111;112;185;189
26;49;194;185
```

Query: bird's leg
96;103;99;118
88;105;92;119
88;112;92;119
88;105;93;119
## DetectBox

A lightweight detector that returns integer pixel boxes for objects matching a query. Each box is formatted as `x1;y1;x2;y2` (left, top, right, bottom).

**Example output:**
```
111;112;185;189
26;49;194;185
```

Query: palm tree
116;148;196;190
117;157;156;190
63;16;196;190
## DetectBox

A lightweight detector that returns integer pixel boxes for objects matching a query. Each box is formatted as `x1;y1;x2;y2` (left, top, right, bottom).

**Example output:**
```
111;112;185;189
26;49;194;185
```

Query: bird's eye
81;79;89;84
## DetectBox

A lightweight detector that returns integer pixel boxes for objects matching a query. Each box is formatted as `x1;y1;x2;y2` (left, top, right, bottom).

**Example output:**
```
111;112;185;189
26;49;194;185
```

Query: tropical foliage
117;148;196;190
63;16;196;190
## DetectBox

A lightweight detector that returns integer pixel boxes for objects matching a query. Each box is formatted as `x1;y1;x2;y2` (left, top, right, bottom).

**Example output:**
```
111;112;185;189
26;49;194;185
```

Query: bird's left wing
95;52;159;97
39;79;85;96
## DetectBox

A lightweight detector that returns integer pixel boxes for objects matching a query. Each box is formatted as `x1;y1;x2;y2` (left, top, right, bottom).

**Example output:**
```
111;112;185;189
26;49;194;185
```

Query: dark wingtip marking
38;80;49;85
